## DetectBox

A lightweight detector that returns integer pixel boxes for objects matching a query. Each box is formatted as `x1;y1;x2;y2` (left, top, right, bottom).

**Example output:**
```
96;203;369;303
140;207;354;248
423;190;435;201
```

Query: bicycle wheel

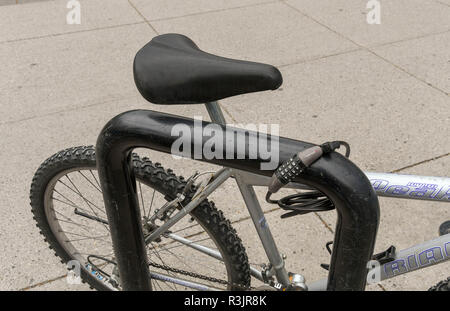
30;146;250;291
428;277;450;291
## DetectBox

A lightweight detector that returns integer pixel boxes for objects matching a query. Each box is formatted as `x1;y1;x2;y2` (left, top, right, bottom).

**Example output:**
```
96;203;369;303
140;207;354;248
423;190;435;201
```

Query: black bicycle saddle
133;33;283;105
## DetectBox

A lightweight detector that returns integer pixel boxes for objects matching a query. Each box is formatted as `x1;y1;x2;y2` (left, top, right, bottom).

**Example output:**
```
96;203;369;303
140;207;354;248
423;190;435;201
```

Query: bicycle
30;33;449;291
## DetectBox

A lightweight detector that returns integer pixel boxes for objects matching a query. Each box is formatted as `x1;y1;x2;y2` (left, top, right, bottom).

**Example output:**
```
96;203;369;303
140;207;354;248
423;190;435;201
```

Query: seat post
205;101;226;125
205;103;292;286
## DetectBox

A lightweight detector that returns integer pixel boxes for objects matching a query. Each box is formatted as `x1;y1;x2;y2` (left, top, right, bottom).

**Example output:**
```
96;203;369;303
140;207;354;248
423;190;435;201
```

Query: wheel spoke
66;234;111;243
157;245;219;286
38;161;234;291
138;181;146;217
89;170;101;189
78;170;102;193
147;188;156;218
53;210;92;234
148;244;178;290
171;222;201;234
61;175;109;233
60;176;105;215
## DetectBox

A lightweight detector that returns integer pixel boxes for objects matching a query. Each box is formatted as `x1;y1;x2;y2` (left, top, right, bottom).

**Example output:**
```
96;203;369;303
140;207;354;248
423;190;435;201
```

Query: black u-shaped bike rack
96;109;380;291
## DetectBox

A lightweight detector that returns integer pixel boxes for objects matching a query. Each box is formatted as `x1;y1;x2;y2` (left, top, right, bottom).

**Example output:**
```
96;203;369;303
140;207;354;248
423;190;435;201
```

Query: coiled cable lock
265;141;350;218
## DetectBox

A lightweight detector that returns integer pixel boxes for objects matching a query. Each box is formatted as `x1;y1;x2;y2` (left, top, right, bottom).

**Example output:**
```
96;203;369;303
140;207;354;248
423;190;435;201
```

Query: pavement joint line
369;28;450;50
20;273;67;291
127;0;159;35
435;0;450;8
0;21;147;45
281;0;450;97
218;102;238;123
365;49;450;96
281;0;358;47
144;0;279;23
0;94;136;126
390;152;450;173
313;212;334;234
277;47;362;68
17;0;52;5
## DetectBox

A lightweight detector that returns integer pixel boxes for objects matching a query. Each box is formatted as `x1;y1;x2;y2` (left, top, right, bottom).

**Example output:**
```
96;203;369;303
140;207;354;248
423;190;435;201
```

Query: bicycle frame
249;170;450;287
150;169;450;291
95;102;449;291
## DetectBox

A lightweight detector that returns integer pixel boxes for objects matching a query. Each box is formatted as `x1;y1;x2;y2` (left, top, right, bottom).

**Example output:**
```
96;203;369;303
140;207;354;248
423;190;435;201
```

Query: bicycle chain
148;261;254;290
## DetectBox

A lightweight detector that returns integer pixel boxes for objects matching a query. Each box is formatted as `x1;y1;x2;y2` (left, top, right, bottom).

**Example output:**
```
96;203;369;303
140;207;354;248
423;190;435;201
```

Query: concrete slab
18;0;53;4
435;0;450;6
221;49;450;173
0;0;143;42
0;0;16;7
285;0;450;47
373;31;450;94
130;0;275;21
0;23;155;124
151;2;358;67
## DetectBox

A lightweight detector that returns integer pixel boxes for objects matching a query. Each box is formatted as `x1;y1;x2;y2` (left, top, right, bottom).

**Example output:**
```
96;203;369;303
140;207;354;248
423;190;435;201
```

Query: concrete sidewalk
0;0;448;291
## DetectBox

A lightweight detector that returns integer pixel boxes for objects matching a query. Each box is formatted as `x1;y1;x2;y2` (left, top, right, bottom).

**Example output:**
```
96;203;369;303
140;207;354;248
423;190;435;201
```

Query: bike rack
96;109;380;291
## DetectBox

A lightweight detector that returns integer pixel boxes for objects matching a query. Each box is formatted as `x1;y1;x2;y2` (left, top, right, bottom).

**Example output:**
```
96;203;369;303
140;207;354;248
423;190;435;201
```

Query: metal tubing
96;147;151;290
205;102;285;284
150;271;220;291
95;135;155;290
366;172;450;202
167;233;264;281
96;109;380;290
145;168;232;243
235;172;291;286
167;233;223;260
205;101;226;124
370;233;450;282
236;171;450;203
310;232;450;290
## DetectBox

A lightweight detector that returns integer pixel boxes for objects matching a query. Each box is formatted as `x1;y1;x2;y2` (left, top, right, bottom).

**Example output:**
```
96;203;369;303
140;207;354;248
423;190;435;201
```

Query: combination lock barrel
267;145;323;194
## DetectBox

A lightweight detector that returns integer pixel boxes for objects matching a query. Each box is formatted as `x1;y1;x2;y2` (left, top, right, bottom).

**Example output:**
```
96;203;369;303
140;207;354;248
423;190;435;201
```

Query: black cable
320;140;350;158
265;140;350;218
266;190;335;218
87;255;117;278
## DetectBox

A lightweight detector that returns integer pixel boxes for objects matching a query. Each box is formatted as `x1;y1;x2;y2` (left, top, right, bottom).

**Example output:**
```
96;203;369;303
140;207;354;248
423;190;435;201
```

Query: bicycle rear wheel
429;277;450;291
30;146;250;291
